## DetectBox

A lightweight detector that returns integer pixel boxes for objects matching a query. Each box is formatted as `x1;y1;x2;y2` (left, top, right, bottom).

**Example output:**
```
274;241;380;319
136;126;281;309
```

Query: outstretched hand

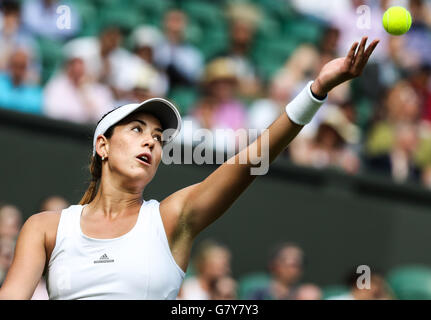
311;36;380;97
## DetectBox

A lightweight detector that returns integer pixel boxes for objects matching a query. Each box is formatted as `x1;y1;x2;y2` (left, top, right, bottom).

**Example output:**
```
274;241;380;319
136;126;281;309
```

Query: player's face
104;112;164;190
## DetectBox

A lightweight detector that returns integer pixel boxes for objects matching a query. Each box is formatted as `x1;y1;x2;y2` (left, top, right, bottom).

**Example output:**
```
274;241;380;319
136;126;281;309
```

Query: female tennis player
0;37;378;299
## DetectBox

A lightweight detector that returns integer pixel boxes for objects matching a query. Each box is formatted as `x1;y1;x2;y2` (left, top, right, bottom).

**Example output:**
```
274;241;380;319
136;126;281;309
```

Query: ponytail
79;126;115;205
79;154;102;205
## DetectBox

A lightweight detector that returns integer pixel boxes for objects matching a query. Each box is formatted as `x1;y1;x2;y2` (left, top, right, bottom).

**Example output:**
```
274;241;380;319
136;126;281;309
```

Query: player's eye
132;126;141;133
153;135;163;143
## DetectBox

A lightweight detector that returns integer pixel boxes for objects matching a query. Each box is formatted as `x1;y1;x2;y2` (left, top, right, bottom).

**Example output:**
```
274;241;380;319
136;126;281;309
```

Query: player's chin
125;169;154;187
135;163;157;178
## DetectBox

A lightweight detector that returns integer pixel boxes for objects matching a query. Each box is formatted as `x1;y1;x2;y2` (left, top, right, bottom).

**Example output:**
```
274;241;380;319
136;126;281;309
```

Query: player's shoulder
29;210;62;221
24;210;62;232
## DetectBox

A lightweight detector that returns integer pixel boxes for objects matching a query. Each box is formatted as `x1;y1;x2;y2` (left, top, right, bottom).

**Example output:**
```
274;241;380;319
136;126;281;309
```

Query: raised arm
0;213;49;299
162;37;379;240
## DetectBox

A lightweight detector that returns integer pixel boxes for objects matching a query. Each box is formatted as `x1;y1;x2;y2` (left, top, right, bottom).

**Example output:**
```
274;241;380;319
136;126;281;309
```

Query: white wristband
285;81;327;125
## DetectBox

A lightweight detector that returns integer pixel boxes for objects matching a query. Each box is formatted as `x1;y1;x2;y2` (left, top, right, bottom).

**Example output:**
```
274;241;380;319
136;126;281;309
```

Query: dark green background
1;109;431;286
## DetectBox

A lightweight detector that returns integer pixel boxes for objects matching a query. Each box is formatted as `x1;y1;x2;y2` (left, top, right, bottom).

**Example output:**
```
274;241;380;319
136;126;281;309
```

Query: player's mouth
136;152;152;166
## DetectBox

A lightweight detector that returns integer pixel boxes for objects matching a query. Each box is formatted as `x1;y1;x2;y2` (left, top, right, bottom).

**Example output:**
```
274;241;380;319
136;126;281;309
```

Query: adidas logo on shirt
94;253;115;264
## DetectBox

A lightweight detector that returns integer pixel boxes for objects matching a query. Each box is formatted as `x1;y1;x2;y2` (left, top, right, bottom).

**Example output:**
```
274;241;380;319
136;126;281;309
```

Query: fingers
350;37;380;76
346;41;359;67
364;39;380;60
357;39;380;71
352;36;368;70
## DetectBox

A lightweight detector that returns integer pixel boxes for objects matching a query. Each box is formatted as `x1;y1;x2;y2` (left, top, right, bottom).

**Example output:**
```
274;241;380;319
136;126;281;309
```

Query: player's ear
95;134;109;158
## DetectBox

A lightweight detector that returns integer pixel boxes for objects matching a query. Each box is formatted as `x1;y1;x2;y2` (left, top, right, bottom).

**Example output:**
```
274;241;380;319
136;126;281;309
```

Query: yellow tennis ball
382;6;412;36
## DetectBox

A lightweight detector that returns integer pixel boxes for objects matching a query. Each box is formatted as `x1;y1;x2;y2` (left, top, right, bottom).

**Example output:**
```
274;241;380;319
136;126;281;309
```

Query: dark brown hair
79;125;115;205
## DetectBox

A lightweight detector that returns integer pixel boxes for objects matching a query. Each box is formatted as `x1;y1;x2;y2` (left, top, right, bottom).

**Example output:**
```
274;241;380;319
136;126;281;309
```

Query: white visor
92;98;182;156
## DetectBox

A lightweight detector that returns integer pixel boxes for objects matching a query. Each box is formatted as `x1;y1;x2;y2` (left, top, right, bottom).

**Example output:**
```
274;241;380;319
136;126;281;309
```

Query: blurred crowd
176;240;395;300
1;0;431;188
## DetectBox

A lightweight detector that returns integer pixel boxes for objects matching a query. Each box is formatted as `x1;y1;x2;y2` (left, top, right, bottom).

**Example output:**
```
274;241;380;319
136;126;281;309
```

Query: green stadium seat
322;285;350;300
98;7;147;33
256;14;282;42
131;0;174;27
92;0;124;9
237;272;271;300
183;22;204;47
254;0;296;21
179;1;227;55
198;29;229;61
386;265;431;300
168;86;199;116
36;37;64;84
253;38;297;81
73;1;99;37
283;17;324;45
181;1;224;28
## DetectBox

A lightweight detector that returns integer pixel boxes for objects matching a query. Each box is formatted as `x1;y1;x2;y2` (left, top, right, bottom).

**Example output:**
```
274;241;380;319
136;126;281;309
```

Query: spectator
213;3;262;100
365;77;431;183
289;106;361;174
0;204;22;241
383;80;421;125
179;240;232;300
379;36;409;88
290;0;350;22
247;72;294;133
0;204;19;285
39;195;69;212
131;25;164;66
378;1;431;86
192;58;247;131
21;0;81;41
249;243;308;300
188;58;248;153
366;123;423;183
318;26;340;62
422;165;431;189
209;275;238;300
316;26;355;105
63;26;144;100
408;64;431;123
130;25;169;97
0;237;15;286
294;284;322;300
275;44;322;99
0;48;42;114
0;0;39;81
128;71;162;103
43;53;115;124
154;9;204;89
364;80;431;182
328;270;393;300
403;0;431;69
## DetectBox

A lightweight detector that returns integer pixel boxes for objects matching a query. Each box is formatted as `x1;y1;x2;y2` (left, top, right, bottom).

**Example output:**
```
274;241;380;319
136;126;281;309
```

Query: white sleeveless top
46;199;185;300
